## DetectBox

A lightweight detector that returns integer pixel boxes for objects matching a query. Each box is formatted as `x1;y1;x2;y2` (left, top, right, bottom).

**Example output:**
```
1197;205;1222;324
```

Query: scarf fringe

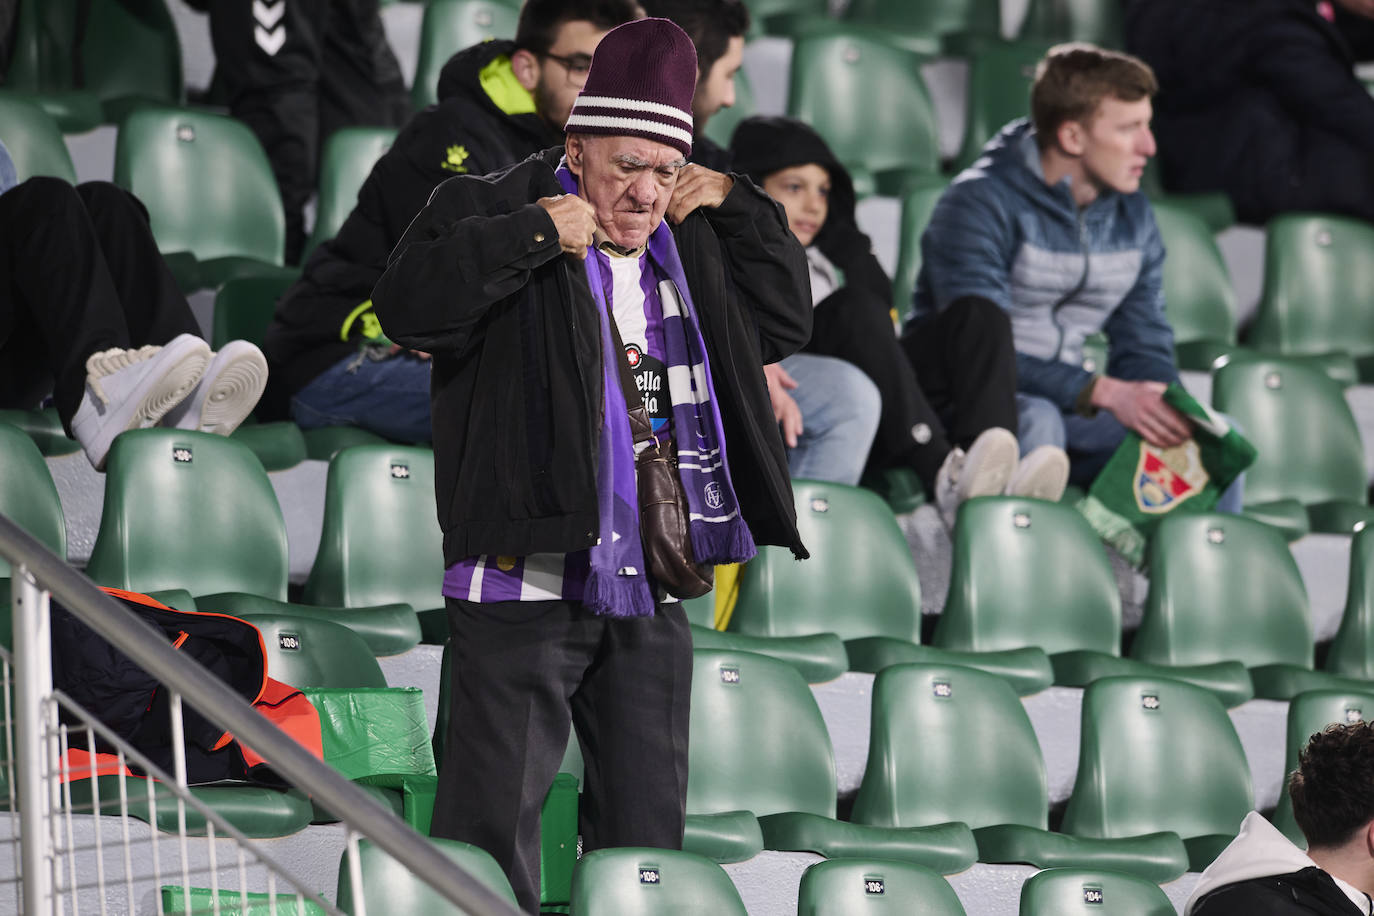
584;568;657;618
692;518;757;567
1076;494;1148;569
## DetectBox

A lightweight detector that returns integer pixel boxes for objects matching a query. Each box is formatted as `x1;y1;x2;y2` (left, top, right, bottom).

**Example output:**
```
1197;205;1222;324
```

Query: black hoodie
259;40;564;416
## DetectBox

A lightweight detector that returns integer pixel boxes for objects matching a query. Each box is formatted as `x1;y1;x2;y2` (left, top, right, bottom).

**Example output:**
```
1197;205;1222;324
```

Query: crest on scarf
1133;439;1209;514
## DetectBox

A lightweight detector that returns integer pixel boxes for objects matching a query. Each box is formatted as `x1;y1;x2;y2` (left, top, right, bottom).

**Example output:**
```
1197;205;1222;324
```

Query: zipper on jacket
1050;212;1091;363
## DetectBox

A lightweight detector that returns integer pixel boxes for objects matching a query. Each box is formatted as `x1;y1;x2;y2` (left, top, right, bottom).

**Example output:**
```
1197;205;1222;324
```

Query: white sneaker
71;333;211;470
934;427;1020;529
161;339;268;436
1006;445;1070;502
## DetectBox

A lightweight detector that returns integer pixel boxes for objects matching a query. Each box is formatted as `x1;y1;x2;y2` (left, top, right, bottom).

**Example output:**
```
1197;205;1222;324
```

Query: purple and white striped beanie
563;18;698;158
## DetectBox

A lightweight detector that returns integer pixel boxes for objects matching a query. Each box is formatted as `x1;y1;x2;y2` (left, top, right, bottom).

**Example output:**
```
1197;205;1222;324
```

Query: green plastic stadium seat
1018;867;1175;916
787;28;940;196
571;848;747;916
1327;528;1374;679
850;664;1189;883
688;624;847;682
115;107;286;289
1017;0;1122;46
302;425;391;461
741;0;829;37
201;592;420;657
0;91;76;183
798;858;967;915
687;649;980;870
68;776;313;838
412;0;520;109
1248;213;1374;382
892;175;950;321
160;887;324;914
211;274;297;351
0;407;79;456
0;423;66;577
5;0;102;131
239;614;387;688
1061;676;1255;872
1270;689;1374;845
304;126;398;258
229;421;309;472
336;837;518;915
729;482;1053;695
80;0;183;121
1212;356;1374;534
1152;199;1241;371
953;41;1045;171
842;0;1000;56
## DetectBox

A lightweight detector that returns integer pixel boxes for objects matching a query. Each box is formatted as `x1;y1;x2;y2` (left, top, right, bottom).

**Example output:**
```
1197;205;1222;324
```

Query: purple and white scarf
556;165;756;617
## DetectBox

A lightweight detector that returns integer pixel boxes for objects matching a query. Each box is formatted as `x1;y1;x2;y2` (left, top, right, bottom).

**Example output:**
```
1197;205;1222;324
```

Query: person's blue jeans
291;350;432;443
1016;393;1244;513
780;353;881;486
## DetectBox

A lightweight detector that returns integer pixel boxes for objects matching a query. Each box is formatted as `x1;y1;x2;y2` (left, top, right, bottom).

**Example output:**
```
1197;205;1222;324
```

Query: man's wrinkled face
691;35;745;132
567;133;686;250
1076;95;1156;196
530;20;611;130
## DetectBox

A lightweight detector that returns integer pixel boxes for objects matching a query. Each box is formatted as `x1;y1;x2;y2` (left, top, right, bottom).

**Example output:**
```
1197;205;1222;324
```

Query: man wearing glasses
258;0;641;442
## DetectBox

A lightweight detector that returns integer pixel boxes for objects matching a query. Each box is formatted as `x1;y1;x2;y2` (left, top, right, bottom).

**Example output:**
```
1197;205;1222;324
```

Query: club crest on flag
1133;439;1209;514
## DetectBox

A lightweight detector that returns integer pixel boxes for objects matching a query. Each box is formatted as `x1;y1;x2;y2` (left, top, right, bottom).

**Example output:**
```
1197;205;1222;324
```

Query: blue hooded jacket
911;119;1177;411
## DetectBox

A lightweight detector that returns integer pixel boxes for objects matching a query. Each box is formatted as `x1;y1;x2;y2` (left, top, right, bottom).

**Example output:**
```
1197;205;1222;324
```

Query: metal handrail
0;513;522;916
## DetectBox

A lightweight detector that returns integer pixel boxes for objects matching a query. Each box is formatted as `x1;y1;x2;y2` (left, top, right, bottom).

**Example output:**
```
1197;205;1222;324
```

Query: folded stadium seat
729;481;1055;695
1017;866;1176;916
159;887;325;914
0;92;77;183
302;425;391;461
840;0;1000;57
411;0;520;109
0;407;79;456
302;126;398;259
1247;213;1374;384
85;429;420;655
787;27;942;197
952;40;1050;172
1326;527;1374;678
1060;676;1256;872
687;625;848;682
1132;512;1368;701
570;847;747;916
5;0;103;131
935;497;1254;707
1269;688;1374;845
1152;199;1243;371
686;648;980;869
1017;0;1122;46
303;444;445;643
739;0;830;38
336;837;519;915
797;858;968;915
701;67;756;150
1212;355;1374;535
0;422;66;579
850;663;1189;883
114;107;296;291
78;0;183;123
891;175;950;322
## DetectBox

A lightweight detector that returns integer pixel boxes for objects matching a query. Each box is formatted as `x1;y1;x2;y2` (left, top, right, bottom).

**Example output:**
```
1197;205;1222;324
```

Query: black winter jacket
372;148;812;565
1192;867;1368;915
1125;0;1374;224
260;40;563;415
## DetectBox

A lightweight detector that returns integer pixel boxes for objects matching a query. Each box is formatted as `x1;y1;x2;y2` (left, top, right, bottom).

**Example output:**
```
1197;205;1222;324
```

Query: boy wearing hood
913;43;1193;487
1189;722;1374;915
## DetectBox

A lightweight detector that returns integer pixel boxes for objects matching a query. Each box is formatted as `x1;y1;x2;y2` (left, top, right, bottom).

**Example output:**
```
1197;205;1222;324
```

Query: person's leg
777;352;880;486
289;351;432;442
1015;394;1068;455
1062;409;1130;487
317;0;410;142
807;288;952;487
431;598;601;915
570;603;692;853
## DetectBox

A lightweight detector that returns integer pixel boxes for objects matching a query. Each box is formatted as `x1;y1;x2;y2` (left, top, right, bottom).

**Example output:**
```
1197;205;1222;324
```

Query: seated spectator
732;115;1070;523
259;0;640;443
0;141;266;469
1126;0;1374;225
914;44;1198;491
1189;722;1374;914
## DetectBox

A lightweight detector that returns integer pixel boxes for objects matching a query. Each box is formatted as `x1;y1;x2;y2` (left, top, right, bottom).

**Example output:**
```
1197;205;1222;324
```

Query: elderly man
371;18;810;912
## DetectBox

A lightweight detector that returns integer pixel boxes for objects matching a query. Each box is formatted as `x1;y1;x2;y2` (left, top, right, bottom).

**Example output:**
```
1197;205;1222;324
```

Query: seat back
336;836;518;915
1061;676;1254;840
114;106;285;265
211;273;297;350
843;0;999;41
86;429;290;599
1017;0;1123;45
1248;213;1374;364
953;42;1042;171
798;858;967;915
79;0;183;119
892;175;950;321
851;663;1048;830
6;0;79;91
304;126;398;258
1152;199;1238;349
1018;867;1175;916
933;496;1121;655
0;91;77;183
729;481;921;642
1270;689;1374;844
570;847;748;916
304;445;444;611
240;613;387;688
0;423;66;577
687;649;836;818
1133;512;1313;669
1329;527;1374;679
1211;356;1366;507
787;29;939;194
412;0;520;109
